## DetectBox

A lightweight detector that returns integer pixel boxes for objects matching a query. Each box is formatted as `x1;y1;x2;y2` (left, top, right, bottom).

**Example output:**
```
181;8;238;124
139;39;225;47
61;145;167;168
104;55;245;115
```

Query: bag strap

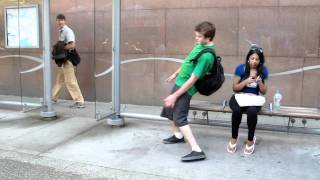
192;48;218;74
191;48;216;63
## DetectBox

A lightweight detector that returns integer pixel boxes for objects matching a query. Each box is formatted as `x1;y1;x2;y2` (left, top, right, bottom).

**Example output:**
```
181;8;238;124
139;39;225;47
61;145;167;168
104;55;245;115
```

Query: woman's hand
244;76;256;85
256;76;262;83
166;73;177;82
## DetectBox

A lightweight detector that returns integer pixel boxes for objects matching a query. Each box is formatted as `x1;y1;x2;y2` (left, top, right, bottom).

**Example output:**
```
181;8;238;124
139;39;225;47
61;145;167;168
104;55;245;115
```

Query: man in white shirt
52;14;85;108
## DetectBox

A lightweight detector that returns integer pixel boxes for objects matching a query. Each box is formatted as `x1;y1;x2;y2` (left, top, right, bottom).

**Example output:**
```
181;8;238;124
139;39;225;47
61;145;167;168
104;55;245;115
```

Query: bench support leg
287;117;291;133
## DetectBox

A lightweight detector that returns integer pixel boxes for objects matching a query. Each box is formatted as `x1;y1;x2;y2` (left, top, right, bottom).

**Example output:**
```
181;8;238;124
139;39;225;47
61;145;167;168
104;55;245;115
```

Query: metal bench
189;100;320;133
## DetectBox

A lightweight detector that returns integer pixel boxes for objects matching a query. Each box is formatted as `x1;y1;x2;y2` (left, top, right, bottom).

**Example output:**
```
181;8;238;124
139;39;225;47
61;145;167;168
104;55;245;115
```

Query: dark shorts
160;85;192;127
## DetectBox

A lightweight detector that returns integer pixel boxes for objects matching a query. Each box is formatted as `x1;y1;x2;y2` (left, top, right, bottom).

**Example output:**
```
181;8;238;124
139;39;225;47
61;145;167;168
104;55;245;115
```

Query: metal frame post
107;0;124;126
40;0;56;118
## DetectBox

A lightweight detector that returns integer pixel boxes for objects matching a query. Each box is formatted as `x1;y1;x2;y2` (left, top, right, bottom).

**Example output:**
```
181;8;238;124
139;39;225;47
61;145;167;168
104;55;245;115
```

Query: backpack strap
191;48;216;64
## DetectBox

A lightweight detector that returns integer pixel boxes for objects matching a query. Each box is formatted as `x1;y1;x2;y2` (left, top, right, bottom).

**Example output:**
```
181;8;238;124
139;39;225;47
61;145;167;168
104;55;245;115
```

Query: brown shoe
69;102;85;108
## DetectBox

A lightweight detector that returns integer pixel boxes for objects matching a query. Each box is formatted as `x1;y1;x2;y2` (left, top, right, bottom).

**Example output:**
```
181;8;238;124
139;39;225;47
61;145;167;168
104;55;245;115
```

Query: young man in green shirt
161;21;216;162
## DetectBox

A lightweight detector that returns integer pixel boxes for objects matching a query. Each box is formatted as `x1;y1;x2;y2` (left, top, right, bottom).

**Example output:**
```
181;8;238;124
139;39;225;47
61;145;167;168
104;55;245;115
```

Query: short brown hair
194;21;216;41
56;14;66;20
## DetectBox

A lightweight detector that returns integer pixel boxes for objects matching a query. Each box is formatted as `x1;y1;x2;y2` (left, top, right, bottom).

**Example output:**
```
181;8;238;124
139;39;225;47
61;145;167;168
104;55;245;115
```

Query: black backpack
192;48;225;96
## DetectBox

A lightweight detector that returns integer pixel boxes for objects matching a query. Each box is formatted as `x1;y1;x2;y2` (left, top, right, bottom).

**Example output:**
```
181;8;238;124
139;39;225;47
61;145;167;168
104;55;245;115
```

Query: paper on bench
235;93;266;107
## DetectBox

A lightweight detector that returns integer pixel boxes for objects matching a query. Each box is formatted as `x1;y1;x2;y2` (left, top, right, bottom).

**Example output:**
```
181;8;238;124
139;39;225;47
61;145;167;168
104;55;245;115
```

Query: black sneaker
162;135;185;144
181;151;206;162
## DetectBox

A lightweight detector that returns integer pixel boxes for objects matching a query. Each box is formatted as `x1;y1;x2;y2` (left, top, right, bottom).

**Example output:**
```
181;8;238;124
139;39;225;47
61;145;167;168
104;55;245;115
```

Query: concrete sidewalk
0;103;319;180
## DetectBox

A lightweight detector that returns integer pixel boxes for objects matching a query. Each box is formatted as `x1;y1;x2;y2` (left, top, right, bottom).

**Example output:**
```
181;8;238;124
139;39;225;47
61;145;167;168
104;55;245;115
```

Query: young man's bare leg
171;121;184;139
179;125;201;152
162;121;185;144
179;124;205;161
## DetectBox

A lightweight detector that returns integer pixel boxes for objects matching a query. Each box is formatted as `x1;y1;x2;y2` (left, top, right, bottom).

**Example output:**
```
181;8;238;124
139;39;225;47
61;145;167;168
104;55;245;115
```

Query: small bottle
273;90;282;112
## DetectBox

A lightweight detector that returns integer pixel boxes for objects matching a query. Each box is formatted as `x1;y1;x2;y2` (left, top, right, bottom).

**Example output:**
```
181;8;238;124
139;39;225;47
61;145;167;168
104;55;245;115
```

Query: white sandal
244;136;256;155
227;139;237;153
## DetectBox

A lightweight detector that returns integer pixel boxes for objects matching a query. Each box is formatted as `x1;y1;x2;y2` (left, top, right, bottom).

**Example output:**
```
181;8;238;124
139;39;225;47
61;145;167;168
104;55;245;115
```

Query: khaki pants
52;60;84;104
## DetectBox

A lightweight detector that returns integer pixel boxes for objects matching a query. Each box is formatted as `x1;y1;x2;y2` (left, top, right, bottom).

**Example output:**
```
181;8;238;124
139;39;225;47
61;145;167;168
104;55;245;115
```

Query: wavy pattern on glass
0;55;43;74
95;57;320;78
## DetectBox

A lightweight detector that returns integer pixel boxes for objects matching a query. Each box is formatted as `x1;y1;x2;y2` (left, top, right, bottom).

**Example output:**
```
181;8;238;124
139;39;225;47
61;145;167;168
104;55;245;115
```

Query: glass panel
119;1;320;123
120;1;166;116
94;0;113;119
0;0;42;112
19;0;43;111
49;0;97;118
0;0;23;111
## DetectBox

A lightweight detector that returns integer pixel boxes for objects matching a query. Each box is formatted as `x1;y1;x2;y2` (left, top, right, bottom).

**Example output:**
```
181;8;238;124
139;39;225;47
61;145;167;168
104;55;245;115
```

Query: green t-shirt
175;43;216;96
